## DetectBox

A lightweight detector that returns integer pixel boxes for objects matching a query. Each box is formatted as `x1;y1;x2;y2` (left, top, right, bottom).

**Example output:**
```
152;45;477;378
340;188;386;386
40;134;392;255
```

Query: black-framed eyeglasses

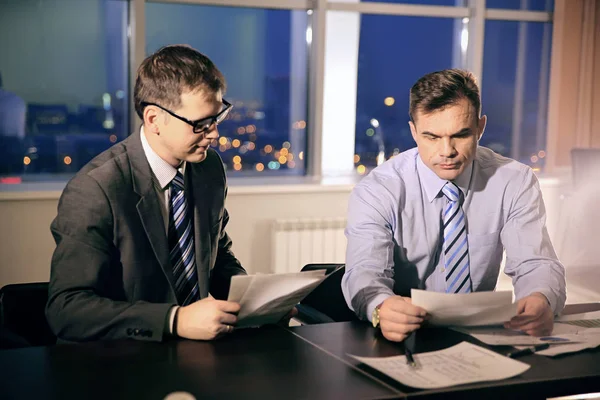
141;99;233;134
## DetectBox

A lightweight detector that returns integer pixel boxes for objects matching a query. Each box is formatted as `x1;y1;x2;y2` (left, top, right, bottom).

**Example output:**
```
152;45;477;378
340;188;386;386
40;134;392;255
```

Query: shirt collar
416;152;474;203
140;126;185;190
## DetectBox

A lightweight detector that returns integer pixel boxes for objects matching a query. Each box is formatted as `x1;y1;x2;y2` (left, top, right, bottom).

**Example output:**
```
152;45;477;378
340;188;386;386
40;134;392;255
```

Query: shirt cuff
366;293;394;323
167;305;180;336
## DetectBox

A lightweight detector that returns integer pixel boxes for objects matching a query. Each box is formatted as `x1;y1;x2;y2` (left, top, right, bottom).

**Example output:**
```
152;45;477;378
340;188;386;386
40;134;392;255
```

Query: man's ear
409;120;418;143
143;106;161;135
477;115;487;141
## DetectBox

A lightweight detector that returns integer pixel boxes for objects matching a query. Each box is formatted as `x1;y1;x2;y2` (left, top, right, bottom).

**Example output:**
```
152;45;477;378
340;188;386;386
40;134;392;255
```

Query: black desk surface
290;321;600;400
2;321;600;400
0;325;399;400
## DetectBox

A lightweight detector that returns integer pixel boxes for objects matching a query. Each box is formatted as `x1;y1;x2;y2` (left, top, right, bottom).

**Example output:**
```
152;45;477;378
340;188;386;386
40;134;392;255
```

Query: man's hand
277;307;299;327
176;297;240;340
504;292;553;336
378;296;428;342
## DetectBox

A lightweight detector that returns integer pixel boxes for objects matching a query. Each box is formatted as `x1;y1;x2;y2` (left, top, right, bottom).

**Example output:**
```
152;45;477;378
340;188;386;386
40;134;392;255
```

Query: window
360;0;460;4
481;20;552;169
146;3;309;176
0;0;129;182
486;0;554;12
349;1;554;175
0;0;556;187
354;15;463;172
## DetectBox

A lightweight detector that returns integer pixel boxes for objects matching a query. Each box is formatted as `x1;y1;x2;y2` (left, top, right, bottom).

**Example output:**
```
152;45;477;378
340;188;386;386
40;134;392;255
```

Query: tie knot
442;181;460;202
171;172;185;191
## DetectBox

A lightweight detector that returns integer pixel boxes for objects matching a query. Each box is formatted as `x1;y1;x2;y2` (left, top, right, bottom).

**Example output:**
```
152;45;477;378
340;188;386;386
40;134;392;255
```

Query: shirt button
441;267;445;273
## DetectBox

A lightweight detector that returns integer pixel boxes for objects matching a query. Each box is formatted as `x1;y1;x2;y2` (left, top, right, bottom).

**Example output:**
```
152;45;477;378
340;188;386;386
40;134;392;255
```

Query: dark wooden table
289;321;600;400
2;313;600;400
0;324;400;400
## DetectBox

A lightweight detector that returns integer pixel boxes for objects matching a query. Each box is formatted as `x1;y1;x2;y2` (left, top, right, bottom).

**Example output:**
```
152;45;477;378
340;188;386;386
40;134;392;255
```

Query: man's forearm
341;268;395;320
47;290;175;342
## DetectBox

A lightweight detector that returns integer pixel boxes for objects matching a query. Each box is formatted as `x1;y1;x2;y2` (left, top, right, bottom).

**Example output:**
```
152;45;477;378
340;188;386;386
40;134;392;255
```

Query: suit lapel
128;131;178;301
189;162;212;299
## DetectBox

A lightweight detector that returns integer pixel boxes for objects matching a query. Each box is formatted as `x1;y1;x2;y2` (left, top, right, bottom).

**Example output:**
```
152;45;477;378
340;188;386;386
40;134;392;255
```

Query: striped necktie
168;171;200;305
442;181;472;293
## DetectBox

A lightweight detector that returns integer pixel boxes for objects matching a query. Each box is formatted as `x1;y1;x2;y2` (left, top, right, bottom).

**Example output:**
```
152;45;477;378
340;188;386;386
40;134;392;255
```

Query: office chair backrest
300;264;359;323
302;263;344;276
0;282;56;347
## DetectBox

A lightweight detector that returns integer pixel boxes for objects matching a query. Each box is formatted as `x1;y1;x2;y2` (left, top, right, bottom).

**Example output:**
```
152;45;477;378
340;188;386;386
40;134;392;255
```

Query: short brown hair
409;69;480;122
134;44;226;119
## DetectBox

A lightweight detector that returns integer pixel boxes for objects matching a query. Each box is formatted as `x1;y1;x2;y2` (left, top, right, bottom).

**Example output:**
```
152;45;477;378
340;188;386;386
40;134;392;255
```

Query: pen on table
405;347;418;368
405;331;418;369
506;343;550;358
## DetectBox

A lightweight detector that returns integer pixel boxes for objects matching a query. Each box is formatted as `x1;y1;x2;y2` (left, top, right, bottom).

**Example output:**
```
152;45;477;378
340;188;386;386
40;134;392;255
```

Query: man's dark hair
134;44;226;119
409;69;481;122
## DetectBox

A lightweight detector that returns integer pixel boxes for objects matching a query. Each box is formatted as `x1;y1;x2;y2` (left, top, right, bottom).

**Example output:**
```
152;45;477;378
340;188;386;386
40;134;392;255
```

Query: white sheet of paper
532;325;600;356
454;315;600;356
452;325;581;346
228;270;326;328
557;310;600;322
411;289;517;326
350;341;530;389
556;310;600;328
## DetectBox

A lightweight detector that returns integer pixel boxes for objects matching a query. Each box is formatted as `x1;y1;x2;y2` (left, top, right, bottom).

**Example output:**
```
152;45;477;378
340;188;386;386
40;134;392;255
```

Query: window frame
0;0;554;192
137;0;553;179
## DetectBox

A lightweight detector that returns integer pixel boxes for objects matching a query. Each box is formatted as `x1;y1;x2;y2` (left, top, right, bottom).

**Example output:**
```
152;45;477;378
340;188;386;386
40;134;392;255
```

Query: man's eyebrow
420;128;472;138
190;106;221;122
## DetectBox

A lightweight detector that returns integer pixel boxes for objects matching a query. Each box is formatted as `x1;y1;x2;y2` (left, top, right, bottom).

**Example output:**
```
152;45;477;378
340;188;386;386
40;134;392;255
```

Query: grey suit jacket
46;130;246;342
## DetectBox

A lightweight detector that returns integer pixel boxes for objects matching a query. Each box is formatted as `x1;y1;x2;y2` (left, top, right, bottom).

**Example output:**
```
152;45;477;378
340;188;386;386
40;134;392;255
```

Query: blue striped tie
168;172;200;305
442;181;472;293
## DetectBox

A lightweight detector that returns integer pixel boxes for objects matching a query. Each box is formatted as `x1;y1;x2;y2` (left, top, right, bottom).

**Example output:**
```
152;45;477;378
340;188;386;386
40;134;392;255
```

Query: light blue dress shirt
342;146;566;321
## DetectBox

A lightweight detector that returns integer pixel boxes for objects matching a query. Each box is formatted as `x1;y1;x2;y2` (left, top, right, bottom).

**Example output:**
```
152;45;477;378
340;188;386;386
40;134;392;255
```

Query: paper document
456;322;600;357
228;270;326;328
350;341;530;389
411;289;517;326
557;310;600;328
452;326;581;346
529;323;600;357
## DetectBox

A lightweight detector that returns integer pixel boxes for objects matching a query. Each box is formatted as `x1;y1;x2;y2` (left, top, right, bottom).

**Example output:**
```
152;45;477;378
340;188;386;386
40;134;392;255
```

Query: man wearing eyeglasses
46;45;247;342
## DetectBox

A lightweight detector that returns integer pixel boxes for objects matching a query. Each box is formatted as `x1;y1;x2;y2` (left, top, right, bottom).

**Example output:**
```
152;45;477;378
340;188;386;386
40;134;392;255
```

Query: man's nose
439;138;457;157
204;125;219;140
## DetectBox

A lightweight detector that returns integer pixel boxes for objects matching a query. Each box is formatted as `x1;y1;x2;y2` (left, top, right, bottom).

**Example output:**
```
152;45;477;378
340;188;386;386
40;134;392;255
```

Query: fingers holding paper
279;306;298;325
176;297;241;340
220;308;238;325
379;296;428;342
504;292;553;336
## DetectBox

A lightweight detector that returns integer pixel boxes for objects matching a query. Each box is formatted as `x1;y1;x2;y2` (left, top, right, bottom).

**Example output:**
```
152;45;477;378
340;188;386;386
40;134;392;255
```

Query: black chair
0;283;56;349
296;264;359;324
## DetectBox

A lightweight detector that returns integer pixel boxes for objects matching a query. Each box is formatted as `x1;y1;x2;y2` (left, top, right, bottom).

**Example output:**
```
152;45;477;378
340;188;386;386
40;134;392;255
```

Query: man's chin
184;151;207;164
